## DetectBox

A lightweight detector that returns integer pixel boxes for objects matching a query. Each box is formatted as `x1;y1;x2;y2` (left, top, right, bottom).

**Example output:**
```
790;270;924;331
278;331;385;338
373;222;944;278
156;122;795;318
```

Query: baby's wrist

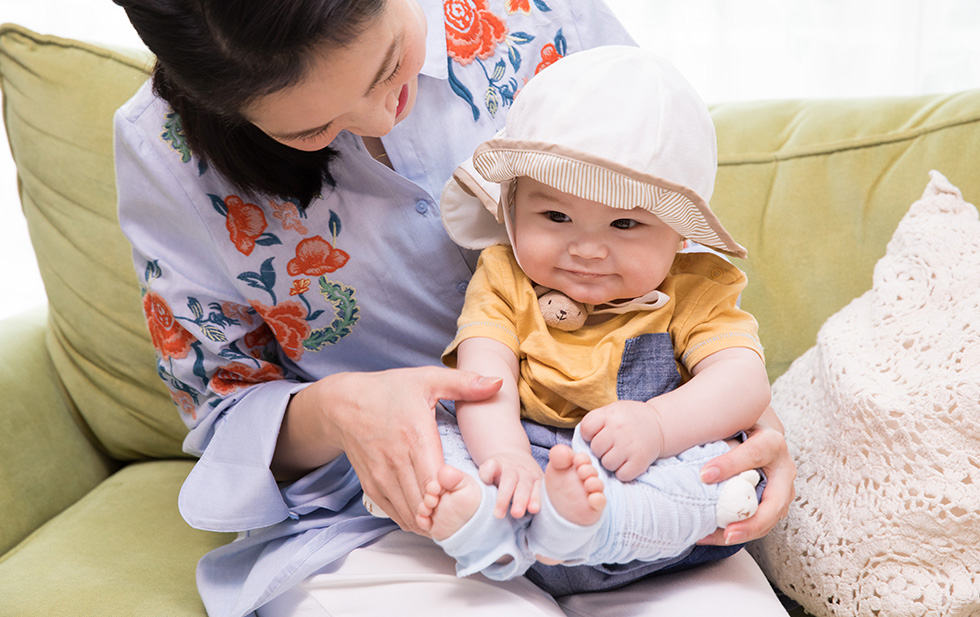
644;401;667;461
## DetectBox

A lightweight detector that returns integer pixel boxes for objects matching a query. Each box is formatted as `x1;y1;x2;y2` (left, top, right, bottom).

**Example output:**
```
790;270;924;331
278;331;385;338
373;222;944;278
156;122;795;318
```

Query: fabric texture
748;171;980;617
443;245;762;427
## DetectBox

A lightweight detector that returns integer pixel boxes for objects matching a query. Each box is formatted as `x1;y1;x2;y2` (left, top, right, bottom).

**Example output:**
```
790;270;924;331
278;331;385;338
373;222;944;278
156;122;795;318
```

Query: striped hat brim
472;139;746;259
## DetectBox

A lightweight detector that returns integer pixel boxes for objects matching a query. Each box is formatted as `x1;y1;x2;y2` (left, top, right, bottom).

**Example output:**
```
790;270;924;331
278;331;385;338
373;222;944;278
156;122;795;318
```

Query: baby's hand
478;452;544;519
579;401;664;482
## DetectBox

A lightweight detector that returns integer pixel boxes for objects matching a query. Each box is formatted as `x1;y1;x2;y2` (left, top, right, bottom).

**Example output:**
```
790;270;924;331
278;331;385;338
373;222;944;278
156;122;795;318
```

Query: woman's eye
300;125;332;143
382;60;402;86
546;211;570;223
612;219;638;229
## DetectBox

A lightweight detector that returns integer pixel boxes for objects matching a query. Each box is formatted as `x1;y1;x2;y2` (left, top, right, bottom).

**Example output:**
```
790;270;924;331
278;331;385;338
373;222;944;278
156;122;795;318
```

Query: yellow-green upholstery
1;22;978;616
711;96;980;380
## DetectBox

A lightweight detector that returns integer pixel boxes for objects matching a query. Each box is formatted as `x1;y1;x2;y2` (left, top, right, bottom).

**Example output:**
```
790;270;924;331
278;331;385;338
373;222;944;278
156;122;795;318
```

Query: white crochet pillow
748;171;980;617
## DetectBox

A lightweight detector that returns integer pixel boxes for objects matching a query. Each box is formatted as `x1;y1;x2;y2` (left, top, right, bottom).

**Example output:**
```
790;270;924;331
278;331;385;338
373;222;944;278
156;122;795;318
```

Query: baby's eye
546;211;570;223
611;218;639;229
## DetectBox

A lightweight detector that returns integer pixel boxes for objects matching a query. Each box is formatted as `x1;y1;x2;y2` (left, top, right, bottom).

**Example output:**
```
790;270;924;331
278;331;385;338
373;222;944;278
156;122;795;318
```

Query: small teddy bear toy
537;288;588;331
714;469;761;528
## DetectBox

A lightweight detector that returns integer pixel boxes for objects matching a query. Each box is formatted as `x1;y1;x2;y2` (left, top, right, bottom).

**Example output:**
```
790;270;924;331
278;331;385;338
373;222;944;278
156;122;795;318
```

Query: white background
2;0;979;320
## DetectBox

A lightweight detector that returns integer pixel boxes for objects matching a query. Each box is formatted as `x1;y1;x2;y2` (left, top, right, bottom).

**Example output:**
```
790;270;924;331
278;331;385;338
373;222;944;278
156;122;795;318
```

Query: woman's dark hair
115;0;386;208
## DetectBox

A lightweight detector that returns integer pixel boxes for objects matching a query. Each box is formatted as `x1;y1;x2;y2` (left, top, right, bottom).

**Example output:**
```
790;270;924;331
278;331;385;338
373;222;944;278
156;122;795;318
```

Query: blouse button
415;199;429;215
456;281;468;295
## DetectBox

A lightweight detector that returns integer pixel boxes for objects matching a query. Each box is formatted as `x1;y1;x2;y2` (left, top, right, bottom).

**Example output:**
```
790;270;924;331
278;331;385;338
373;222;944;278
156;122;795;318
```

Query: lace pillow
748;171;980;617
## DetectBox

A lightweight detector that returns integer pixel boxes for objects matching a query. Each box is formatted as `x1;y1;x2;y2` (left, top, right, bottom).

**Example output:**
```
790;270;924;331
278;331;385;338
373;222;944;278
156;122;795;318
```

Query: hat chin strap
588;289;670;315
504;199;672;317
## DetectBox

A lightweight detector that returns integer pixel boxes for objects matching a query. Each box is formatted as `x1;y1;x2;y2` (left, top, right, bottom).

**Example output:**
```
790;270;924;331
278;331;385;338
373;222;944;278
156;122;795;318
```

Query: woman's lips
395;84;409;118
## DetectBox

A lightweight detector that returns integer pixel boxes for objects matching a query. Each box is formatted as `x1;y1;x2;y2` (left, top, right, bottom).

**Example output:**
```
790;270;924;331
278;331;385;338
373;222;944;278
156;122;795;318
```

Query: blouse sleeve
114;90;361;532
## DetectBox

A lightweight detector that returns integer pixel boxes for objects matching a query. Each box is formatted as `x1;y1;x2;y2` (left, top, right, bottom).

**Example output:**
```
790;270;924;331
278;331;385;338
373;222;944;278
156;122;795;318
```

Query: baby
418;46;770;587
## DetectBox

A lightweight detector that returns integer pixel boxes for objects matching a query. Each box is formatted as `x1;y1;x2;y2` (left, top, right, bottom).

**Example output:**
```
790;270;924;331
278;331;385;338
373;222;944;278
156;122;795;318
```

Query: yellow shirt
443;245;764;428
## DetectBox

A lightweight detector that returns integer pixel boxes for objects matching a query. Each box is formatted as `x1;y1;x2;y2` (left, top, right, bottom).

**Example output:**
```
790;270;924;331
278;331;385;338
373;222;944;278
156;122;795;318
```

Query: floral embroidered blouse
115;1;633;615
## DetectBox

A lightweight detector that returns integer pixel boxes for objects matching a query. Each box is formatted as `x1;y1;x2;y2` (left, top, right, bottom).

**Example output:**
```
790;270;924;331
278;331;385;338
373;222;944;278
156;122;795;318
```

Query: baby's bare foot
416;465;482;541
544;445;606;527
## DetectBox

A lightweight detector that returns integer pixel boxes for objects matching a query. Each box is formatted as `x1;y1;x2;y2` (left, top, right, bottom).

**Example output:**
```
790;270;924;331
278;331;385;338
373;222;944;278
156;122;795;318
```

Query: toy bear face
538;290;587;331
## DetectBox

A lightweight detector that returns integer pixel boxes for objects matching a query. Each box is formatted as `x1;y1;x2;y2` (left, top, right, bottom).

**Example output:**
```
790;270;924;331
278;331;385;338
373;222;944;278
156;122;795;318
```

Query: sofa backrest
3;23;980;459
711;95;980;379
0;24;187;459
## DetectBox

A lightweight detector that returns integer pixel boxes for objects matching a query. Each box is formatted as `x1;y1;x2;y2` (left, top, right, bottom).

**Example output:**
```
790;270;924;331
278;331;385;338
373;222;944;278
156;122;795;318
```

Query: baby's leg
417;465;483;541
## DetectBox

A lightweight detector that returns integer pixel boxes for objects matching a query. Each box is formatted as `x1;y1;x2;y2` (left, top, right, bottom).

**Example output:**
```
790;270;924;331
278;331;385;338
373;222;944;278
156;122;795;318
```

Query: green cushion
0;310;117;555
0;460;233;617
710;92;980;380
0;24;187;459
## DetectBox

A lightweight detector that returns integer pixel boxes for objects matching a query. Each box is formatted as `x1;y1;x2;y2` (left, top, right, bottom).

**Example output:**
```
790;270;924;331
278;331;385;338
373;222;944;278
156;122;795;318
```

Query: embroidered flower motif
271;200;309;235
143;291;197;361
506;0;531;14
290;278;312;296
445;0;507;66
225;195;268;256
287;236;350;276
171;389;198;420
249;301;311;362
209;361;285;397
535;42;563;74
244;323;275;351
221;301;255;326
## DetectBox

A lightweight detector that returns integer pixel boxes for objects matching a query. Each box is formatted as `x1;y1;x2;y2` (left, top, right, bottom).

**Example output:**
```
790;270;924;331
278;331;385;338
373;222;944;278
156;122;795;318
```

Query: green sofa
2;23;979;616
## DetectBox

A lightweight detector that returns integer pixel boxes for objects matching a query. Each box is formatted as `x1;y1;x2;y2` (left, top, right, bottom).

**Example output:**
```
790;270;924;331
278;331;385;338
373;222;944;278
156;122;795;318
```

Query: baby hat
441;45;746;259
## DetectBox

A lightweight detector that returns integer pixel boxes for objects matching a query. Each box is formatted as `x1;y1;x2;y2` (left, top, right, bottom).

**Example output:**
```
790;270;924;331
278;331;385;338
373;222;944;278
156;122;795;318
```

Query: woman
113;0;796;615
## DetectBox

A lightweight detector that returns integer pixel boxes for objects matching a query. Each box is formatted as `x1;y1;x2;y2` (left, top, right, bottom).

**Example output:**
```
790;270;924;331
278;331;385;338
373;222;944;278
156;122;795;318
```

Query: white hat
440;45;746;259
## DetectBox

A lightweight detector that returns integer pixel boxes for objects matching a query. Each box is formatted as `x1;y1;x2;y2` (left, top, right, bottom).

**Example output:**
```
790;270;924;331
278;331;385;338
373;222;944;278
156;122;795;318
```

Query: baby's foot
416;465;482;541
543;445;606;527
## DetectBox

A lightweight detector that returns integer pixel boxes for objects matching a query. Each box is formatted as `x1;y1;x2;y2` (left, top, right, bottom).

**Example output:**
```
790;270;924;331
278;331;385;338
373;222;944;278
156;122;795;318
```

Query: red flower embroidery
225;195;267;255
143;291;196;360
506;0;530;14
445;0;507;66
535;42;563;74
270;200;308;235
221;301;255;326
287;236;350;276
290;278;311;296
250;301;310;362
244;323;274;351
170;389;198;421
209;361;284;397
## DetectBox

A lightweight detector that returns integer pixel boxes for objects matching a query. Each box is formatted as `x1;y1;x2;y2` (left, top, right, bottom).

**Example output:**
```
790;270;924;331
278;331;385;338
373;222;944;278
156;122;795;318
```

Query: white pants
257;531;789;617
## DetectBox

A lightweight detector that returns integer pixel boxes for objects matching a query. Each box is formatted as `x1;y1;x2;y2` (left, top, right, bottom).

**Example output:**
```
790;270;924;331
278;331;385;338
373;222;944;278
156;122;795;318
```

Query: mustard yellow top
443;245;764;428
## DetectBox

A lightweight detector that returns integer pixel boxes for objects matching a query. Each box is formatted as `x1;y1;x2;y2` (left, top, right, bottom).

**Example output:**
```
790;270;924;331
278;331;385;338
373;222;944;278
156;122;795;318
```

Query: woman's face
245;0;427;152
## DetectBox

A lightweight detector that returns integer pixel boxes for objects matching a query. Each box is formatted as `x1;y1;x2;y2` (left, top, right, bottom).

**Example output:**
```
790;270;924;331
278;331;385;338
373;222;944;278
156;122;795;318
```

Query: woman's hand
273;367;502;533
696;405;797;546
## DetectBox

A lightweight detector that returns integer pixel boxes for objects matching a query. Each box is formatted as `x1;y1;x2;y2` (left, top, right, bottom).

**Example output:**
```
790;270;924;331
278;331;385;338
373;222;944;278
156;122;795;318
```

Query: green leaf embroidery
303;278;359;350
161;111;192;164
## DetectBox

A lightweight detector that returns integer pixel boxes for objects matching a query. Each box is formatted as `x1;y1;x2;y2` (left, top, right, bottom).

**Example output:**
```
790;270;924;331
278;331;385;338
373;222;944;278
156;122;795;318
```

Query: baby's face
511;177;682;305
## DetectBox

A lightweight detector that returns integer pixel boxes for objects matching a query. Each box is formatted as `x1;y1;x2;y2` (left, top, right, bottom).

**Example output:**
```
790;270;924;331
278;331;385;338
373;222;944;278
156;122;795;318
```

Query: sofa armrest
0;309;117;555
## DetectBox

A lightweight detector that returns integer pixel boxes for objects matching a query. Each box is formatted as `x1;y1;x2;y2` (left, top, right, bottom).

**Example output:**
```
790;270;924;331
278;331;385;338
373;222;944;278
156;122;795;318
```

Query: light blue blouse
114;1;634;615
